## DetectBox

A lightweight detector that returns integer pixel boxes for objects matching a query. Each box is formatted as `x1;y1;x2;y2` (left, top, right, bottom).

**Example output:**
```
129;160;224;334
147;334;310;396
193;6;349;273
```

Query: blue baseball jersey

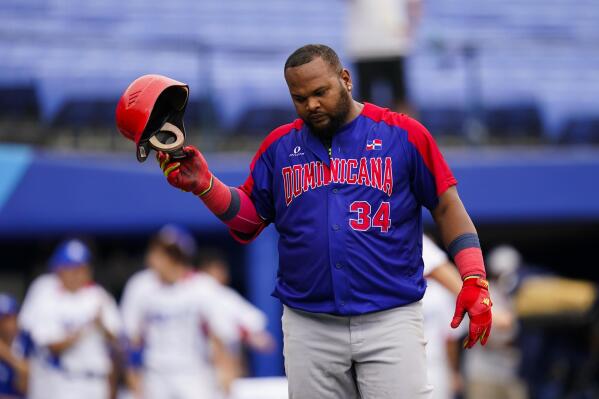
235;103;457;316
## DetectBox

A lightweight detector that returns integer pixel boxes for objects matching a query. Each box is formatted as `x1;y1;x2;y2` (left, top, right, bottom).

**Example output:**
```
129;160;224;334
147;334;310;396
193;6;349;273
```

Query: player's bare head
284;44;343;75
197;248;230;285
284;44;354;139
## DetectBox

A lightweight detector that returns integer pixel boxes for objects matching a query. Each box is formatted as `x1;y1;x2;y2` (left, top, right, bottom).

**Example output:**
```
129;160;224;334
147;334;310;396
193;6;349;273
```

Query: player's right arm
158;146;267;243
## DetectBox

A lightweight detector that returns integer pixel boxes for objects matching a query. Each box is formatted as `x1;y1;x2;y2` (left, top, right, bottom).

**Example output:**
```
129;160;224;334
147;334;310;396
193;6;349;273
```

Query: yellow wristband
197;175;214;197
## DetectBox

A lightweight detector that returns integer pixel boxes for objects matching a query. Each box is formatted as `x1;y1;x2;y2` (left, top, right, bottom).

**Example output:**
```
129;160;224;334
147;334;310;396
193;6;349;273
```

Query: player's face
285;57;354;139
0;314;18;343
57;265;92;292
146;246;179;284
203;260;230;286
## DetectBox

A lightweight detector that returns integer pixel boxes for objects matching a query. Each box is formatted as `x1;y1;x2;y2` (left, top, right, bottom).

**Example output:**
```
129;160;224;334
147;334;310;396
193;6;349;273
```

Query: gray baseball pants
282;301;433;399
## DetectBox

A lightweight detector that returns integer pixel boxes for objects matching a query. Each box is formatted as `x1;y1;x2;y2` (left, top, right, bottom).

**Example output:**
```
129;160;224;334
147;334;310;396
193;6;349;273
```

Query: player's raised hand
451;276;492;349
157;145;213;196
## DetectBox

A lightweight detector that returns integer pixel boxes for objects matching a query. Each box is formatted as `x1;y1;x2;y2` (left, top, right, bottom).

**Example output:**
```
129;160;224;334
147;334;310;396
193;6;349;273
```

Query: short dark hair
196;248;227;269
284;44;343;73
149;236;191;265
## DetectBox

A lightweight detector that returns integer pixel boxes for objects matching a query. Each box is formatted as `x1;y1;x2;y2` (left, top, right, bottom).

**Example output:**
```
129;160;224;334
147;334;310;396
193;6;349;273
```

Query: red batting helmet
115;74;189;162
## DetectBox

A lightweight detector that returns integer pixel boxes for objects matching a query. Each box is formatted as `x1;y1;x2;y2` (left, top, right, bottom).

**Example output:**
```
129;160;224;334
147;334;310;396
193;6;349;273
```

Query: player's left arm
94;291;123;344
432;186;492;348
403;113;492;349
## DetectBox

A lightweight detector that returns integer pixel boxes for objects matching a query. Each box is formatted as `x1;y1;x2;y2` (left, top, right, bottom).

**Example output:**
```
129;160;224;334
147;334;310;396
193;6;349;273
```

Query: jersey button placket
329;192;347;312
328;143;350;314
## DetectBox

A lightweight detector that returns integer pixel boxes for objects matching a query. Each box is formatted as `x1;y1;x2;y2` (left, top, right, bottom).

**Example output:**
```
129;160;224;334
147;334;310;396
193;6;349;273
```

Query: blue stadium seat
558;117;599;144
484;103;543;138
52;100;116;127
234;105;297;135
419;107;466;137
0;86;39;118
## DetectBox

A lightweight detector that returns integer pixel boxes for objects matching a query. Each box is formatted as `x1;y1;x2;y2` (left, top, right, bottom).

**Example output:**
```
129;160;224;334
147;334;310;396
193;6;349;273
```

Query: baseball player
421;235;465;399
120;225;269;399
117;44;493;398
196;250;275;354
26;239;122;399
18;273;60;399
0;294;28;399
197;250;275;388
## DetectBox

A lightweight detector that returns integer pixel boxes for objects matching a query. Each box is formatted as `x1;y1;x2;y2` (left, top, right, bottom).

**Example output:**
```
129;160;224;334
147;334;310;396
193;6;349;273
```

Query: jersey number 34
349;201;391;233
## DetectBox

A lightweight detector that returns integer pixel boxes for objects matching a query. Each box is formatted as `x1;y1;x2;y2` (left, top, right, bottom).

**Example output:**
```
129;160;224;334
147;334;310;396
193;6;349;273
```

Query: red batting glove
157;146;213;196
451;277;493;349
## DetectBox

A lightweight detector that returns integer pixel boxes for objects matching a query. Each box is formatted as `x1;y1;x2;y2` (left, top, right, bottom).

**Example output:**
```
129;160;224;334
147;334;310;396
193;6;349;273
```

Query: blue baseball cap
49;239;91;271
0;294;18;316
156;224;197;260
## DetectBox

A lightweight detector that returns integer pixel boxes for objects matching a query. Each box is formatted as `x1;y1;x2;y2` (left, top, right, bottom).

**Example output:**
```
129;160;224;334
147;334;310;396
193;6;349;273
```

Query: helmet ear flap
137;141;151;162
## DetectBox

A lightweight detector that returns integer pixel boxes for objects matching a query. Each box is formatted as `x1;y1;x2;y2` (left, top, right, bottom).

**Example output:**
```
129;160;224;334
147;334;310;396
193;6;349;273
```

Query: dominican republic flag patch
366;139;382;150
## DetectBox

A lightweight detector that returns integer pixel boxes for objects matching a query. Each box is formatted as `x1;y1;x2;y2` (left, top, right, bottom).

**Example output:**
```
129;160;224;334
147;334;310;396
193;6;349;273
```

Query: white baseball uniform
25;275;121;399
19;274;62;399
120;269;267;399
422;235;463;399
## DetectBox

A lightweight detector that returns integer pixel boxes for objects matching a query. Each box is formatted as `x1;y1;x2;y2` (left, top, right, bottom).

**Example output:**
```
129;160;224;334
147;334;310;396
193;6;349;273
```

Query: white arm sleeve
120;271;152;341
217;285;267;336
99;290;123;337
195;282;241;346
18;274;59;331
29;300;68;347
422;235;449;277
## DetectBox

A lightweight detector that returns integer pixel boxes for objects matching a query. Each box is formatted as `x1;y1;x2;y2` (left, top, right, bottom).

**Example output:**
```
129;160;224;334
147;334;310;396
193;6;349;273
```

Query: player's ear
340;68;352;92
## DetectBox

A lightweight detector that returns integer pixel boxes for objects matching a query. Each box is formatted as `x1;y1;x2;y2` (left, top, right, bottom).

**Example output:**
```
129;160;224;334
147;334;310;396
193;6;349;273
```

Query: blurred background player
0;294;27;399
461;245;526;399
421;237;521;399
120;225;271;399
346;0;421;115
196;249;275;388
420;235;464;399
26;239;122;399
18;272;60;399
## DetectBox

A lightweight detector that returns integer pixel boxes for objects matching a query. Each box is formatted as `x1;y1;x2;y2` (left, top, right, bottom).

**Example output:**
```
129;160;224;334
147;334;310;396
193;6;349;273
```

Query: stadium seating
409;0;599;139
0;0;598;141
559;116;599;144
0;86;38;119
0;0;345;132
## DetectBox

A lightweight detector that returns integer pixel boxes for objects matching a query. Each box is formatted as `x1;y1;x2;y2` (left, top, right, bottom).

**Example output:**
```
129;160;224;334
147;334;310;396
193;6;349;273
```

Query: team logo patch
289;146;304;157
366;139;382;151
